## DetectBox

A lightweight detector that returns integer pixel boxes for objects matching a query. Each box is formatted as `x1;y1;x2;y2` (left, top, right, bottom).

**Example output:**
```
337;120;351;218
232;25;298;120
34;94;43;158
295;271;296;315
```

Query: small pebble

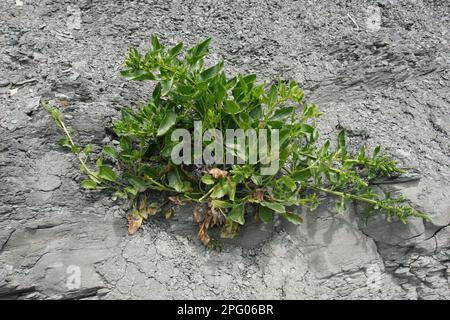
0;79;10;87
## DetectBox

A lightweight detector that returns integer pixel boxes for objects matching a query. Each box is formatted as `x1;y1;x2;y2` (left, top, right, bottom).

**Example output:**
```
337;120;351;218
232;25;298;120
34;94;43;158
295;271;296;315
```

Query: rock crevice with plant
45;35;430;247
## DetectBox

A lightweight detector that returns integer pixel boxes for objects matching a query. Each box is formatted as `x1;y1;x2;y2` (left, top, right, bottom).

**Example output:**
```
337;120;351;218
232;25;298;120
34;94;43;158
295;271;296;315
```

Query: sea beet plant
45;35;430;246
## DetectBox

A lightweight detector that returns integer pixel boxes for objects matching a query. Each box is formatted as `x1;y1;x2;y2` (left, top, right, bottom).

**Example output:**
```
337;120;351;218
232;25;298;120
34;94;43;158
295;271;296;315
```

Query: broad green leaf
47;107;64;127
266;84;278;107
98;166;117;182
113;190;127;200
223;100;240;114
372;145;381;159
167;170;186;192
259;206;274;224
58;137;71;149
228;179;237;202
120;137;132;152
152;82;161;101
168;42;183;58
96;156;103;168
84;144;92;157
291;169;311;182
201;175;215;185
71;145;81;154
280;212;303;224
338;129;346;149
278;176;296;191
228;204;245;225
271;106;295;121
103;146;117;159
211;200;231;208
210;182;228;199
121;69;155;81
251;175;263;186
127;175;147;192
161;78;173;96
186;38;211;65
261;201;285;213
157;110;177;136
124;186;138;196
151;34;163;50
200;61;223;81
81;179;97;189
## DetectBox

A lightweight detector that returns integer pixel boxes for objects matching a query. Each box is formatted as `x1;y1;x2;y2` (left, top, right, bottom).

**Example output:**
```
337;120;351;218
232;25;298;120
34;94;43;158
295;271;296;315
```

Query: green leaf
261;202;285;213
259;206;274;224
58;137;72;149
201;175;215;185
98;166;117;182
103;146;117;159
124;186;138;197
81;179;97;189
228;204;245;225
120;136;132;152
271;106;295;121
210;182;228;199
84;144;92;157
44;105;64;128
157;110;177;136
223;100;240;114
280;212;303;224
338;129;346;149
167;170;186;192
228;179;237;202
161;78;174;96
151;34;163;50
127;175;147;192
372;145;381;159
71;145;81;154
211;200;231;208
121;69;155;81
266;84;278;107
168;42;183;59
152;82;162;101
112;190;127;200
96;156;103;168
291;169;311;182
251;175;263;186
186;38;211;65
278;176;296;191
200;61;223;81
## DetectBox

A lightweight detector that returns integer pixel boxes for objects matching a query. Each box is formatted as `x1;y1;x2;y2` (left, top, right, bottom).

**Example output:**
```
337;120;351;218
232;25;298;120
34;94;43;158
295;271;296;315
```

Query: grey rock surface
0;0;449;299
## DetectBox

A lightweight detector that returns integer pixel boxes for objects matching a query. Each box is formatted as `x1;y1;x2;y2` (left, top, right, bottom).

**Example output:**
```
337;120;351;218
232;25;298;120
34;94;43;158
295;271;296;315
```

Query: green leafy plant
45;35;430;246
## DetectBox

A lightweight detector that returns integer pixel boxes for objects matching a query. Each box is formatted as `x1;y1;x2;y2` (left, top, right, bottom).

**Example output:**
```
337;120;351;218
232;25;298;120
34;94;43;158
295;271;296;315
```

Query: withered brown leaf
253;206;260;224
168;196;190;205
198;218;211;246
254;188;265;202
209;168;228;179
164;208;174;219
127;212;143;235
193;206;204;224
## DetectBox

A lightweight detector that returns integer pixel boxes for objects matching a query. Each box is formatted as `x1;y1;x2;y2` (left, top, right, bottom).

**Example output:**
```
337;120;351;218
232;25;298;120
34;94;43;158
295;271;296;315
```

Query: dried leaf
253;207;260;224
198;218;211;246
127;212;143;235
220;219;239;239
208;201;225;226
147;206;158;217
164;208;174;219
209;168;228;179
254;188;265;202
168;196;190;205
193;206;204;223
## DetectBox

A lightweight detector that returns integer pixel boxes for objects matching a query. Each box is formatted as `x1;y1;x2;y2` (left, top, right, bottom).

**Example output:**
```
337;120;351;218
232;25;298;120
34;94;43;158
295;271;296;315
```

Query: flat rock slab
0;0;449;299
